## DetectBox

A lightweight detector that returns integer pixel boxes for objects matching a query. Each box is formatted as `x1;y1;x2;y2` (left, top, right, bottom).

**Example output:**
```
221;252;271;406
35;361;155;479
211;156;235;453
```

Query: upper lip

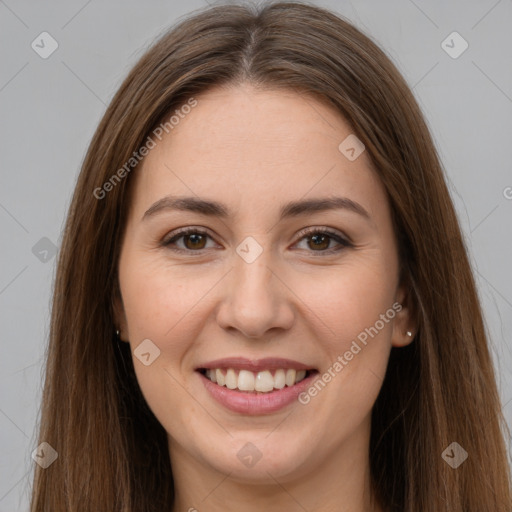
196;357;315;372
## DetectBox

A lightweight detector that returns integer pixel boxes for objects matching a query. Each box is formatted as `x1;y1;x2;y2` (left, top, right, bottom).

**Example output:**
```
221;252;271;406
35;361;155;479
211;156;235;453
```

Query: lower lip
198;371;318;415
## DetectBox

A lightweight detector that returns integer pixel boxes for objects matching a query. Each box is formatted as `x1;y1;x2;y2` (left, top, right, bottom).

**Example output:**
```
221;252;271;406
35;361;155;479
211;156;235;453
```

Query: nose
215;249;295;339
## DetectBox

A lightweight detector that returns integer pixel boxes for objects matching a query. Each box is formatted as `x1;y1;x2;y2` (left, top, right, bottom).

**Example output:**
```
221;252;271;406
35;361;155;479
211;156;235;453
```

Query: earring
115;328;120;338
406;331;412;337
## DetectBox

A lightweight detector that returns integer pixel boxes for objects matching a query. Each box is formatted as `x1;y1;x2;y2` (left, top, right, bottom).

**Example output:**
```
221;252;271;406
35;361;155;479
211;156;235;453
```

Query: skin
115;83;415;512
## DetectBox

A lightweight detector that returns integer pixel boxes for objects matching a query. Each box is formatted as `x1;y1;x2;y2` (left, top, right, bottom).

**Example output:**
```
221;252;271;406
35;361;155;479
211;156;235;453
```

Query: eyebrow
142;195;370;222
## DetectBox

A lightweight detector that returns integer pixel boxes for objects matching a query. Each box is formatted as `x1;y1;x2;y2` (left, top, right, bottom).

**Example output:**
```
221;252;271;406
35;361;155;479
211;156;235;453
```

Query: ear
112;286;129;343
391;281;417;348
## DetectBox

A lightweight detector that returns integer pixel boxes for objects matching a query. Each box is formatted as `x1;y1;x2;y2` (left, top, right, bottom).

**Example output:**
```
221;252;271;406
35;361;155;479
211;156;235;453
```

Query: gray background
1;0;511;509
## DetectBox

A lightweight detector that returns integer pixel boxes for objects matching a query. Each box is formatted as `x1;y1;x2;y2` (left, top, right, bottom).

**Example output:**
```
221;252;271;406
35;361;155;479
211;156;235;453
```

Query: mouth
195;357;319;415
197;367;316;393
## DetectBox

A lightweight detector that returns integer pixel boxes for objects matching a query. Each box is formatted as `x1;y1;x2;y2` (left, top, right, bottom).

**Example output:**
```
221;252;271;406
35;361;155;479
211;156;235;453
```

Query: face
115;84;414;487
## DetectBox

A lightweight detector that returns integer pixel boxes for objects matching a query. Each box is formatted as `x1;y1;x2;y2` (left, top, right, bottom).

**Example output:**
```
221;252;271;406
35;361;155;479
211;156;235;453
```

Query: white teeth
285;369;296;387
204;367;309;392
296;370;306;382
274;369;286;389
255;370;274;392
238;370;255;391
216;368;225;386
225;368;237;389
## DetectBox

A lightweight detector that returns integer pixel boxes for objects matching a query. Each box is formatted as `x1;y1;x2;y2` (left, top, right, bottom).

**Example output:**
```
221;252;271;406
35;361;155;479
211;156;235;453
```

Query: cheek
292;258;396;415
293;257;397;347
120;246;397;377
119;258;210;437
119;255;217;344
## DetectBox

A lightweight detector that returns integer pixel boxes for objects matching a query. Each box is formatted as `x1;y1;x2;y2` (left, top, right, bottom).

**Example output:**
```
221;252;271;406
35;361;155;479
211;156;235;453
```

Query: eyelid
161;227;217;251
161;225;352;254
294;225;352;245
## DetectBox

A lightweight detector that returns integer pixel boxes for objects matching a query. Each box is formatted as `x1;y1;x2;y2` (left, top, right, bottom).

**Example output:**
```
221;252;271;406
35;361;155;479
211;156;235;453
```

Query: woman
30;2;511;511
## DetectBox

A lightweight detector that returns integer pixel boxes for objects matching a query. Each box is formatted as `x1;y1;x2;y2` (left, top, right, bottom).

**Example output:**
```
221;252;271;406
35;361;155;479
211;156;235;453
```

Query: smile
199;367;311;393
196;357;319;415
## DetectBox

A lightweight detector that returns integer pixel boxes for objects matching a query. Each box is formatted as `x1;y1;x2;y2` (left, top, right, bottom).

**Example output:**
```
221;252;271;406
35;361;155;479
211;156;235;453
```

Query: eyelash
161;226;352;255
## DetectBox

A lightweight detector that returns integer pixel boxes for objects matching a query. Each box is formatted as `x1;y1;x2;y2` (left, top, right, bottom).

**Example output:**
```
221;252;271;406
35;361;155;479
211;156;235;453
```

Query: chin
198;434;315;483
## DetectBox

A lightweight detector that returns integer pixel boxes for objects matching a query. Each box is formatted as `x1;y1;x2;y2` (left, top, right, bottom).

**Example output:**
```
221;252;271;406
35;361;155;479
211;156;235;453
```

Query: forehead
129;84;387;223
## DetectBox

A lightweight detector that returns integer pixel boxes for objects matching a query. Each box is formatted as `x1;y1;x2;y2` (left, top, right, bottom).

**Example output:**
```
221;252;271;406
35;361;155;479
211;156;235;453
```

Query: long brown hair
30;2;511;510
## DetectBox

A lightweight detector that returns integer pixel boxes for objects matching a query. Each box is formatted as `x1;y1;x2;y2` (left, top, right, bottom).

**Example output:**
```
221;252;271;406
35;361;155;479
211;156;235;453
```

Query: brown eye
307;233;330;250
182;232;207;250
294;228;352;254
162;228;214;252
162;227;351;255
